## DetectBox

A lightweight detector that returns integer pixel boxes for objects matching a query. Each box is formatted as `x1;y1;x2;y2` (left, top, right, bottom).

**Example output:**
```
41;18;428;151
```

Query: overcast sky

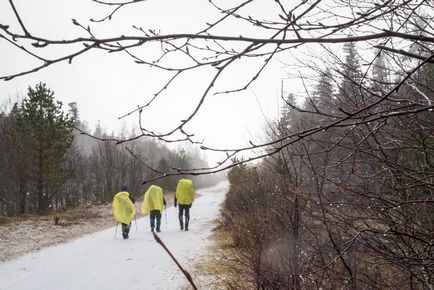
0;0;311;164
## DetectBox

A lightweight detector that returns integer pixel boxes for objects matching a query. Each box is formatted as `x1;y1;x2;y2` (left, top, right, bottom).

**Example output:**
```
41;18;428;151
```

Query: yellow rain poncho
141;185;164;214
112;191;135;224
176;179;195;205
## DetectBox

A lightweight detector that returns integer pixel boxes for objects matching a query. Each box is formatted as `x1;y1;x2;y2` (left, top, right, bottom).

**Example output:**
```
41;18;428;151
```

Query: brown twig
152;232;198;290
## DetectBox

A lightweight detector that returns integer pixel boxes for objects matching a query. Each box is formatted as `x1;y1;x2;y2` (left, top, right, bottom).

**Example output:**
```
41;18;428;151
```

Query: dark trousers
150;210;162;231
121;223;131;239
178;204;191;230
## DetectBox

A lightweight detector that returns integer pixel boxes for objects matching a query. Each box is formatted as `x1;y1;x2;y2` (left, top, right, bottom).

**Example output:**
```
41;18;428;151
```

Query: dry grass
193;228;225;288
0;216;11;225
0;193;176;263
188;219;248;290
0;203;115;262
51;208;105;226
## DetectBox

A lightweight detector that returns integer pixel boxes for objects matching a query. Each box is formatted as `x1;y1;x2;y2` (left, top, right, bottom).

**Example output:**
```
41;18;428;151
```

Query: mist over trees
0;84;221;216
1;0;433;173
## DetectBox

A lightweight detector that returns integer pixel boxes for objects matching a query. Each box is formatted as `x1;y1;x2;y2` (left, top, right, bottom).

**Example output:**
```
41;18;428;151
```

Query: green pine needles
16;83;75;213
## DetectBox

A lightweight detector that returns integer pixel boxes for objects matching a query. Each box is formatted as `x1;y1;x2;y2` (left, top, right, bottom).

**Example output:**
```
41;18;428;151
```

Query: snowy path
0;181;228;290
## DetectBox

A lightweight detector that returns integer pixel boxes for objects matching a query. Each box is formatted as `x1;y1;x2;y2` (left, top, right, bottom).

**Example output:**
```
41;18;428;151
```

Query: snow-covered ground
0;205;116;262
0;181;228;290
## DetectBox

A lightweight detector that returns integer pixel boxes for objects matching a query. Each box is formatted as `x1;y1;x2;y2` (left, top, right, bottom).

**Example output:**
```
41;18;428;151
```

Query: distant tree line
0;83;220;216
219;40;433;289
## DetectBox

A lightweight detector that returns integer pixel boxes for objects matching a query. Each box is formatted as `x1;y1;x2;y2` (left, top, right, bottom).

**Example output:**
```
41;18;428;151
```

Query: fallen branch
152;232;198;290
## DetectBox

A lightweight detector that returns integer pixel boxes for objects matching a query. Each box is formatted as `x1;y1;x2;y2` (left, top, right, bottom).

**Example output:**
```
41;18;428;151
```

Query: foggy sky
0;0;304;164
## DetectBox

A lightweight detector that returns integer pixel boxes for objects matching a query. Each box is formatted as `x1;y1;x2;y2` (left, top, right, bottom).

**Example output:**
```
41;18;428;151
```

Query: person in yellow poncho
112;184;136;239
174;179;195;231
141;185;166;232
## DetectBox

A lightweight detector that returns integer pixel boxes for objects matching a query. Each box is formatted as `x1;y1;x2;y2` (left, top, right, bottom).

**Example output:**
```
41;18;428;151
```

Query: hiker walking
174;179;195;231
142;185;166;232
112;184;136;239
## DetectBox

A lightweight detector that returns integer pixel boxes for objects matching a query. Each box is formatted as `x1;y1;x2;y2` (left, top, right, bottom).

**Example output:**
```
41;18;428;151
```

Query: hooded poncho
141;185;164;214
112;191;135;224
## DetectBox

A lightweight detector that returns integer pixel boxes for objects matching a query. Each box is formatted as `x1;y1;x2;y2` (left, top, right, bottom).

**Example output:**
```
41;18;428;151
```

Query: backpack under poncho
141;185;164;214
176;179;195;205
112;191;135;224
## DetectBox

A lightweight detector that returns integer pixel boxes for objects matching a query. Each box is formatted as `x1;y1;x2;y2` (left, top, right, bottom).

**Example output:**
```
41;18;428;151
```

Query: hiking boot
156;228;161;233
122;232;128;239
185;227;188;231
151;227;154;232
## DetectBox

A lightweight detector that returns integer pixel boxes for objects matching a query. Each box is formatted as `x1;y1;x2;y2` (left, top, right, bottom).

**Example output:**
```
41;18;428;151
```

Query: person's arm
163;197;167;206
129;195;136;204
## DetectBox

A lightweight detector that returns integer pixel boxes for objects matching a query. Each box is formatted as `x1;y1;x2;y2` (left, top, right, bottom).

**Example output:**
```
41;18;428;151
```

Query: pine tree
307;69;334;123
279;93;298;133
372;50;389;92
4;104;30;213
16;83;75;213
337;41;366;110
314;69;334;110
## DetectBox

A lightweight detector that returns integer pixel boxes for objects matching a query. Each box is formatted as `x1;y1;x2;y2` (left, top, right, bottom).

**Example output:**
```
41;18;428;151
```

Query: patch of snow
0;205;115;262
0;181;228;290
